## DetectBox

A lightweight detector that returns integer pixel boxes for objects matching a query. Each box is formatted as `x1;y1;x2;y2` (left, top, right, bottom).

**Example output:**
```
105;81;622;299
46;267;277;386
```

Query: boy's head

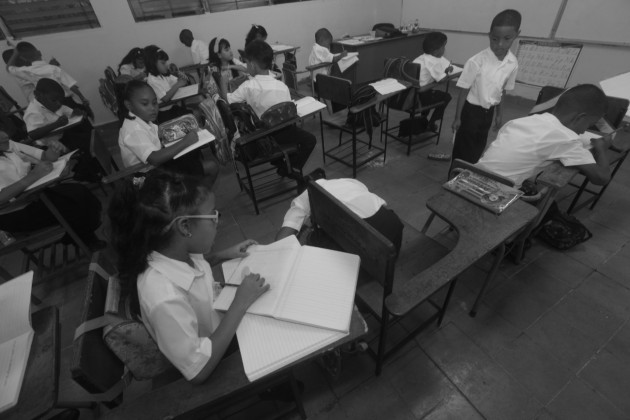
315;28;333;48
554;84;608;134
243;40;273;74
16;42;42;64
2;49;14;65
34;78;65;112
179;29;194;47
489;9;521;61
423;32;448;58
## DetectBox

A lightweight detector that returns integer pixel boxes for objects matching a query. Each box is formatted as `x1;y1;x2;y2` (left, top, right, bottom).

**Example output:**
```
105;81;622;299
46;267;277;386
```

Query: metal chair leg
470;243;506;317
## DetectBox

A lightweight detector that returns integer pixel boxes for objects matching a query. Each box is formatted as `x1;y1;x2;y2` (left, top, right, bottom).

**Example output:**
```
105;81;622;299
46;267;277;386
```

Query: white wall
0;0;392;124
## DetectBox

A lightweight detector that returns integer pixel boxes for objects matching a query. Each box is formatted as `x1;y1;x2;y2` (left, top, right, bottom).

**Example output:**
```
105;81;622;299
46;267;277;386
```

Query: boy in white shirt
308;28;348;82
413;32;453;133
451;9;521;166
2;49;35;102
179;29;209;65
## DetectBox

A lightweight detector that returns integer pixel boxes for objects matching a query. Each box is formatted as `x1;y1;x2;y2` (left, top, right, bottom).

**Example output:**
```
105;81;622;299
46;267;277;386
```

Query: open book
0;272;34;413
50;115;83;134
171;130;215;159
294;96;326;117
369;78;407;95
215;236;360;333
170;84;200;102
338;52;359;73
443;169;523;214
25;150;78;191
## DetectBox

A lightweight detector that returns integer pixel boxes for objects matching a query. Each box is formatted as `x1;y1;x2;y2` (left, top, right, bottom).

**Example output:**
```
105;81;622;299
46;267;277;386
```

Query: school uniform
138;251;222;381
6;66;35;101
146;73;188;123
453;48;518;164
413;53;453;124
0;140;101;244
283;178;404;252
309;43;335;79
23;98;73;145
119;64;146;79
477;113;595;187
190;39;209;64
227;75;316;171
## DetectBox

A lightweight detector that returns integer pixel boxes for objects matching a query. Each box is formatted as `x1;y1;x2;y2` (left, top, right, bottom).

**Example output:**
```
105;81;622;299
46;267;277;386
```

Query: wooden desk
3;307;59;420
100;309;367;420
332;33;428;84
386;190;539;317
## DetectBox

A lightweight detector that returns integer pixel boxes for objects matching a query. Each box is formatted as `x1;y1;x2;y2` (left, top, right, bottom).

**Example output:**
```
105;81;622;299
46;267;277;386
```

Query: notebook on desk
216;235;360;333
443;169;523;214
25;150;78;191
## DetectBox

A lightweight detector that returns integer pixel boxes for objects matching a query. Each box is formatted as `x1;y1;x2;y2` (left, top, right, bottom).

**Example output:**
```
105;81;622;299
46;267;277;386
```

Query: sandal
427;153;451;161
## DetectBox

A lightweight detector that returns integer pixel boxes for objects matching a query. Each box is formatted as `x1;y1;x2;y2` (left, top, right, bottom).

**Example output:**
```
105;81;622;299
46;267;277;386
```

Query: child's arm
190;273;269;384
332;51;348;63
27;115;68;140
451;87;469;133
5;49;20;71
145;130;198;166
494;94;504;131
0;161;53;204
159;78;188;104
207;239;257;266
576;139;612;185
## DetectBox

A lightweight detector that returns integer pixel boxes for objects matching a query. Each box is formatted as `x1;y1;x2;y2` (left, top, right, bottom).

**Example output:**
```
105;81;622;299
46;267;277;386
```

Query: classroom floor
4;85;630;420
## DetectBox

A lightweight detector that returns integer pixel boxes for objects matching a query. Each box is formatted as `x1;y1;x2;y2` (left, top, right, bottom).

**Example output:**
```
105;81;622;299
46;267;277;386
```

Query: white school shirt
477;113;596;187
456;48;518;109
227;74;291;118
23;98;73;145
282;178;386;232
146;73;179;110
7;67;36;101
413;54;451;87
138;252;222;381
308;44;336;78
17;60;78;97
119;64;146;79
190;39;209;64
118;112;161;168
0;140;44;191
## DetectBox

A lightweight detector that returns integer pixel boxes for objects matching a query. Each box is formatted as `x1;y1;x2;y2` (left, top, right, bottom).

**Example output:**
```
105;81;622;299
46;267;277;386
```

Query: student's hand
209;65;220;74
340;51;348;58
30;161;54;179
221;239;258;260
452;119;460;133
445;65;453;74
611;123;630;152
182;130;199;146
48;139;67;155
175;78;188;88
55;115;69;127
71;108;85;118
233;273;270;310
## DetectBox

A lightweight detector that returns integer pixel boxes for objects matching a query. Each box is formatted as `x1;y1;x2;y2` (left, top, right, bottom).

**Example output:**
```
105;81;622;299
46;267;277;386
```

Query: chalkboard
515;40;582;88
554;0;630;46
401;0;564;38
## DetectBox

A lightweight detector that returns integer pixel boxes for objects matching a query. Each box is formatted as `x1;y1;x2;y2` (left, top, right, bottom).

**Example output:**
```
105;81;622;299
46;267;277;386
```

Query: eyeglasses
162;210;220;233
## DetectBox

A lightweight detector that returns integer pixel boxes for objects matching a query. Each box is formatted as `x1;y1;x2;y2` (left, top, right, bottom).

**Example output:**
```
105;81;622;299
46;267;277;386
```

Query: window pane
0;0;100;38
127;0;205;22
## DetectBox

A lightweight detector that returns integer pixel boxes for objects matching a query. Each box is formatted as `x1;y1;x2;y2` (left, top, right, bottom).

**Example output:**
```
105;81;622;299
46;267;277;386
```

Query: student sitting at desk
0;130;105;251
477;84;630;188
208;37;247;92
144;45;190;124
308;28;348;83
108;171;269;384
2;48;35;101
245;24;268;47
276;169;404;253
179;29;209;65
220;40;316;178
118;47;147;80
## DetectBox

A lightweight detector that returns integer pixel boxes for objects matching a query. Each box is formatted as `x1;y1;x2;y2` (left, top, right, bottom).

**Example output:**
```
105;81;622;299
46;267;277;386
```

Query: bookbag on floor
537;202;592;250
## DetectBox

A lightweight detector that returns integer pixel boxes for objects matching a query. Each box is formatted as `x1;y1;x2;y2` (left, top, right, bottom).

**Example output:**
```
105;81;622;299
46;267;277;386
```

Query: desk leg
39;192;91;257
384;104;390;162
352;125;357;178
319;113;326;164
289;370;307;419
470;243;505;317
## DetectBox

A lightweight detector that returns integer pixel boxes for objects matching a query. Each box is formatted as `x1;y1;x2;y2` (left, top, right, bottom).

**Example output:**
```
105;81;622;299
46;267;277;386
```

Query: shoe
427;153;451;161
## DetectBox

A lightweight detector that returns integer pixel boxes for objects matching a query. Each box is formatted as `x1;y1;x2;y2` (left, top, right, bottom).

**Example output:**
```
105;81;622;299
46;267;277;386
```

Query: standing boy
451;9;521;166
179;29;209;65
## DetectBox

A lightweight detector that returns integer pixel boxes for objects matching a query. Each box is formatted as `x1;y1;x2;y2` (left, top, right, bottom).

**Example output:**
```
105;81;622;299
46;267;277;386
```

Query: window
0;0;100;38
127;0;311;22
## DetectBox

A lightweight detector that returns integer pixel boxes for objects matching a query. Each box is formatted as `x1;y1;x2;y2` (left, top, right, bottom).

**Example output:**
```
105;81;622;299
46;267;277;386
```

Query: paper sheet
338;52;359;73
170;84;200;101
600;72;630;118
25;150;78;191
294;96;326;117
50;115;83;134
173;129;215;159
369;78;407;95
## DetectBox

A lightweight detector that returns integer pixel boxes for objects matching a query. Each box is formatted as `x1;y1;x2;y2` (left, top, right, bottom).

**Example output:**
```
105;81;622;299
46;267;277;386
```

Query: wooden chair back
0;86;23;115
604;96;629;128
315;74;353;108
90;129;117;178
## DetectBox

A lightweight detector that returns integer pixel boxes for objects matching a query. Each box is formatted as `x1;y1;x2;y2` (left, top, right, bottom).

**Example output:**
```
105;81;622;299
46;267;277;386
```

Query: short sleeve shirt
17;61;77;97
23;98;73;144
456;48;518;109
118;112;161;167
227;74;291;118
413;54;451;87
309;44;336;78
0;140;44;191
191;39;209;64
146;73;179;109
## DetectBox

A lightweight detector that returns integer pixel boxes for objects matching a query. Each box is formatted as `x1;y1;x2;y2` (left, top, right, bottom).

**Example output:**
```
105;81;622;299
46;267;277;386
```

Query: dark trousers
452;100;495;165
364;206;404;254
418;90;452;124
56;118;101;182
272;125;316;171
0;184;101;244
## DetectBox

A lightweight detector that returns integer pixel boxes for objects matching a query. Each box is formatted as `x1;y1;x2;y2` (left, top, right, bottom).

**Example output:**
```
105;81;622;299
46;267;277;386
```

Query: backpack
228;102;276;162
345;84;382;140
537;202;593;250
198;97;231;165
383;57;419;112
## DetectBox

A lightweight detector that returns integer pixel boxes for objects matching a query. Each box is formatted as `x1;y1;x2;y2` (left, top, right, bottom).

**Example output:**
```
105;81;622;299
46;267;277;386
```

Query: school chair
307;181;455;375
98;77;119;118
0;85;25;116
305;62;333;96
90;129;152;185
104;66;117;84
281;61;307;99
382;57;447;155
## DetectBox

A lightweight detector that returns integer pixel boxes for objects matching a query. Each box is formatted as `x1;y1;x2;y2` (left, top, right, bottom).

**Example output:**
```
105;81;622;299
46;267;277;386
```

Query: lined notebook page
237;314;346;382
275;246;359;333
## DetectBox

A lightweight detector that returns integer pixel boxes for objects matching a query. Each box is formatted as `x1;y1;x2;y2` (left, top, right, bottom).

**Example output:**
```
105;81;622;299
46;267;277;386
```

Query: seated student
144;45;190;124
220;40;316;177
208;37;247;91
308;28;348;82
179;29;209;65
9;42;93;118
118;80;219;186
477;84;630;188
413;32;453;132
118;48;147;79
245;24;268;47
276;169;404;253
2;48;35;102
0;130;105;251
108;171;269;384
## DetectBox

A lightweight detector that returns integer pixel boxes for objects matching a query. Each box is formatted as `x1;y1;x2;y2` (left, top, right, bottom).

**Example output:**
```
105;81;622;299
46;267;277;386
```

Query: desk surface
101;308;367;420
386;191;539;315
2;307;59;420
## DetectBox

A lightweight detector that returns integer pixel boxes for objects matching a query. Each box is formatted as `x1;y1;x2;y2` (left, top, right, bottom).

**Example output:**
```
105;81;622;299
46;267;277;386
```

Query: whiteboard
401;0;564;38
555;0;630;45
516;40;582;88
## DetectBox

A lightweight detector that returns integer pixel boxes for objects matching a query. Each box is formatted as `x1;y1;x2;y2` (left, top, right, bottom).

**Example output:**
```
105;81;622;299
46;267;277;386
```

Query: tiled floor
4;86;630;419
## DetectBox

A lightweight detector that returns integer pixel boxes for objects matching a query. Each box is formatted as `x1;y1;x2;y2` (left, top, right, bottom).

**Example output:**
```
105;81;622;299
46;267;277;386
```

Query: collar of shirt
147;251;205;291
253;74;277;81
128;111;158;132
539;112;579;139
483;48;517;67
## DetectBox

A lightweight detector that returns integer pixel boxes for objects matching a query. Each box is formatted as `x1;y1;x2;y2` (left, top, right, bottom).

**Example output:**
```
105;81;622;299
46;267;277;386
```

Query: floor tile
548;378;626;420
575;271;630;320
336;377;415;420
579;348;630;414
596;251;630;289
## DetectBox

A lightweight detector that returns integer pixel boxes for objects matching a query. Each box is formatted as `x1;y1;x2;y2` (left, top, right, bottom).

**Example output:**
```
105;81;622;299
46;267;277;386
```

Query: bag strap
73;312;127;341
82;368;133;402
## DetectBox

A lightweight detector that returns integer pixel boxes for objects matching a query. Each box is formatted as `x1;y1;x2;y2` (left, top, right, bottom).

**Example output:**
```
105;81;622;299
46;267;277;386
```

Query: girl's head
123;80;158;122
245;24;267;47
209;38;239;79
144;45;170;76
108;171;217;306
119;48;145;72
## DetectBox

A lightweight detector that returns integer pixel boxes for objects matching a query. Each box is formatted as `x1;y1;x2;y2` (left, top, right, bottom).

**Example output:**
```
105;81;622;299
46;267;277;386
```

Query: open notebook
215;236;360;333
25;150;78;191
294;96;326;117
369;78;407;95
0;272;34;413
